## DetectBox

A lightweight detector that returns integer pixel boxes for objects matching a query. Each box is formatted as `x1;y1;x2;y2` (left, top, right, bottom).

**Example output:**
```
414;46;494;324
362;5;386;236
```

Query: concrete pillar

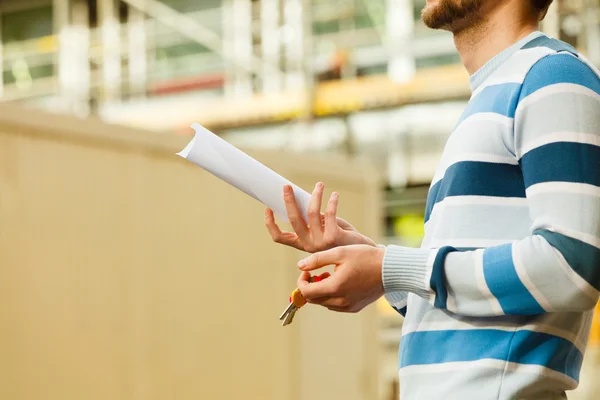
283;0;305;90
222;0;253;97
128;4;147;98
260;0;281;93
388;143;409;188
72;0;90;115
232;0;253;97
55;0;90;116
222;0;234;97
386;0;415;84
99;0;121;101
54;0;70;108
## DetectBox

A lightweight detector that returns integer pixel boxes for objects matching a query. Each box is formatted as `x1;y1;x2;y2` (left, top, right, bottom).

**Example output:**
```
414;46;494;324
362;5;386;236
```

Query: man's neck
453;5;539;75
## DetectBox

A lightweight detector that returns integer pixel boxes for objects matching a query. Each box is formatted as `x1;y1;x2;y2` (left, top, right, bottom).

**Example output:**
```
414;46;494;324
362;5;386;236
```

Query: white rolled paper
177;123;311;223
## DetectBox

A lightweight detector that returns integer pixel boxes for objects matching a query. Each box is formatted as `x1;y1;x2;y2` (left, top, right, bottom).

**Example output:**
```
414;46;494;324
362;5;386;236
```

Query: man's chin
421;7;450;30
421;0;484;32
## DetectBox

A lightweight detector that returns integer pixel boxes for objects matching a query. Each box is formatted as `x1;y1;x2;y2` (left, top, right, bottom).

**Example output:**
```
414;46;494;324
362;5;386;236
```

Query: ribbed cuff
382;245;433;299
384;291;408;307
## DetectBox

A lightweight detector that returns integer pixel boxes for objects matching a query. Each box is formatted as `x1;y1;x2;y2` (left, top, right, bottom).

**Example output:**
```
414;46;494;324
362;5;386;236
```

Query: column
283;0;305;90
260;0;281;93
54;0;70;109
55;0;90;115
128;4;147;98
222;0;253;97
386;0;415;84
221;0;235;97
71;0;91;116
99;0;121;102
231;0;253;97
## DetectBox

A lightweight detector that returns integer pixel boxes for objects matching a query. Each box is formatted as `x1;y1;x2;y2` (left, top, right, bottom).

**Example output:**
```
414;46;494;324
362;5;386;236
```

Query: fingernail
284;185;292;194
316;182;323;189
297;259;307;269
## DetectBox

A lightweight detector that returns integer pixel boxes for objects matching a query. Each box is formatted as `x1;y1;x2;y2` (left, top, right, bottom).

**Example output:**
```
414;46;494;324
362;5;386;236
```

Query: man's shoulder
489;35;596;90
473;35;586;99
519;47;600;100
520;35;578;55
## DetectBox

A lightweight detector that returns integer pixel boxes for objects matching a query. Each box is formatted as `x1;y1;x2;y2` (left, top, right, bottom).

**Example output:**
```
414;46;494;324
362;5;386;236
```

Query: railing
2;0;597;117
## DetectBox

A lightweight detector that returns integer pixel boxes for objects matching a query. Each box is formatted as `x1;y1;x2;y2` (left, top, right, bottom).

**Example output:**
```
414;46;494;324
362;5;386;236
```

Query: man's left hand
296;245;385;313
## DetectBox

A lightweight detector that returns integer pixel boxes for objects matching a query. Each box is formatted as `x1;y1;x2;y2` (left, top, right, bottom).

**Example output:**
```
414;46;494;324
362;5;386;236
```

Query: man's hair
530;0;554;19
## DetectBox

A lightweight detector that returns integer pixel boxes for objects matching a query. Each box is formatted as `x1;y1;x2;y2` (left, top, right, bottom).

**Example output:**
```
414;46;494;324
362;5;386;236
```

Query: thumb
297;271;332;289
297;271;312;289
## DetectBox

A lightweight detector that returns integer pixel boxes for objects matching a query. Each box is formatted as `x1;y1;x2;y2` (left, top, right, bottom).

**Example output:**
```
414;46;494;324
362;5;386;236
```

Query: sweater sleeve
378;245;408;316
382;53;600;317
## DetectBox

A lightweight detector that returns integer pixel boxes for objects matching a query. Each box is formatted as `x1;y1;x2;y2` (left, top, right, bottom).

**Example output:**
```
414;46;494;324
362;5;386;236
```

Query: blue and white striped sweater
382;32;600;399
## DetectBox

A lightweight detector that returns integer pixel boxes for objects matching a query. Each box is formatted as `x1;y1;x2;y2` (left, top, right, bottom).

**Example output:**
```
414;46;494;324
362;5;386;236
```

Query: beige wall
0;104;382;400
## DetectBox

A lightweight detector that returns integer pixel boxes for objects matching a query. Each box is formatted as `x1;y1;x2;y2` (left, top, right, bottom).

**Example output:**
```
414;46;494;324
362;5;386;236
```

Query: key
279;302;296;321
280;290;303;326
279;275;323;327
280;289;304;326
281;306;297;326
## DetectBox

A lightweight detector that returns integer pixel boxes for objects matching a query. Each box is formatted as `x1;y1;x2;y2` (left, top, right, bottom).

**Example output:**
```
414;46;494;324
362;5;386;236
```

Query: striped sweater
382;32;600;400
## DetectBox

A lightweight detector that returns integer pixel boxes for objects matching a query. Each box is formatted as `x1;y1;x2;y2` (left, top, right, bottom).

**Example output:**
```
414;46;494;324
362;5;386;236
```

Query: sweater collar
469;31;545;92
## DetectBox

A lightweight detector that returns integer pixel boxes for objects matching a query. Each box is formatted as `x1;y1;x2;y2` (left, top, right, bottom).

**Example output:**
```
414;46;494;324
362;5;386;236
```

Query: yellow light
590;302;600;347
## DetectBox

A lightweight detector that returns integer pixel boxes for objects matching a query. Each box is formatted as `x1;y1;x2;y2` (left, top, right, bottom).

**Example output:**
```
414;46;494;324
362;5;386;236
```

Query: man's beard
421;0;485;31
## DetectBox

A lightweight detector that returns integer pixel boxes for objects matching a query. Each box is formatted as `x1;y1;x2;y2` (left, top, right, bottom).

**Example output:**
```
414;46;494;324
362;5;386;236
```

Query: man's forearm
382;238;599;317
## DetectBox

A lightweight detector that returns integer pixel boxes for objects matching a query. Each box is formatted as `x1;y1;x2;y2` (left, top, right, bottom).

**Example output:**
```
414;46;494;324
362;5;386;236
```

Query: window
1;5;52;43
313;20;340;35
2;5;54;85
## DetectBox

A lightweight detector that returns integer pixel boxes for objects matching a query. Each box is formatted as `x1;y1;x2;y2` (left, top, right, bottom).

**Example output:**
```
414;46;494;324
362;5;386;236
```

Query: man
265;0;600;398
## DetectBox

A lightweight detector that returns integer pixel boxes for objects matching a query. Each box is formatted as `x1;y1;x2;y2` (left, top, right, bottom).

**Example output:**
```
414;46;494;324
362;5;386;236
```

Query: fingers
265;208;302;249
318;297;349;309
299;277;337;300
297;271;332;299
297;271;312;289
297;272;331;288
307;182;325;239
323;192;339;246
283;185;310;240
310;295;355;312
297;247;343;271
297;272;353;312
265;208;283;238
335;216;354;231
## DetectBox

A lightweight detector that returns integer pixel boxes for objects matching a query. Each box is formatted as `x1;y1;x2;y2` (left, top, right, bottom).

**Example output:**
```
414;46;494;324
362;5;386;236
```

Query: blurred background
0;0;599;399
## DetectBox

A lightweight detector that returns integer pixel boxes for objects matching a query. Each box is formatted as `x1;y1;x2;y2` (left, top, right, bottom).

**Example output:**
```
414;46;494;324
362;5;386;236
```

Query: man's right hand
264;182;376;253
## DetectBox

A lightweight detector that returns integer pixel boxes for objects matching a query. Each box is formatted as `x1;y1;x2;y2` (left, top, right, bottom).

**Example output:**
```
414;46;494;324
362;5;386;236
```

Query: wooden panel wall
0;104;382;400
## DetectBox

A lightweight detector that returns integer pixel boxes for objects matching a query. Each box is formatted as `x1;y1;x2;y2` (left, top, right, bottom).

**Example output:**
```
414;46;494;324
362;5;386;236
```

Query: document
177;123;311;223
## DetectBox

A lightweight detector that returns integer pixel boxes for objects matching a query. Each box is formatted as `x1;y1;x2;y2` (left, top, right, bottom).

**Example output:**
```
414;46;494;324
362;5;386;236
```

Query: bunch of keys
279;275;322;327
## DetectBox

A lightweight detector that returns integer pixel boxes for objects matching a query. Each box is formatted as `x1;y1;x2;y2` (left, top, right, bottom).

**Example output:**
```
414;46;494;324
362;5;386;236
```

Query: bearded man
265;1;600;398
